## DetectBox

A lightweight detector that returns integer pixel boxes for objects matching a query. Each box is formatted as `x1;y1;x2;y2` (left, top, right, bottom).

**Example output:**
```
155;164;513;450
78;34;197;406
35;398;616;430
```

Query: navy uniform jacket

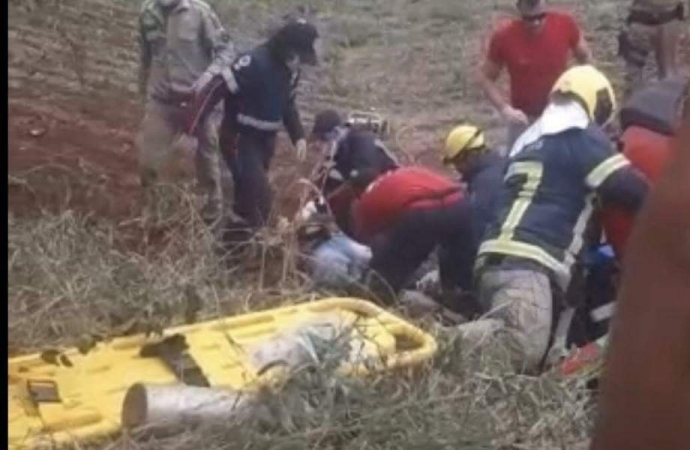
320;127;399;196
478;126;649;290
186;44;304;143
462;151;507;242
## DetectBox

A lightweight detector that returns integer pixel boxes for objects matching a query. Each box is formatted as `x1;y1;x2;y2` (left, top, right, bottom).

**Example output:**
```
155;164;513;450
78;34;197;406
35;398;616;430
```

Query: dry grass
8;191;597;449
7;185;314;355
110;346;595;450
10;0;672;448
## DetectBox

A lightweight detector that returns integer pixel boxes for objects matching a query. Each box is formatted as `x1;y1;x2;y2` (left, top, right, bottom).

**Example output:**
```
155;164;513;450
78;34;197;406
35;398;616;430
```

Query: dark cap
272;18;319;65
312;109;343;139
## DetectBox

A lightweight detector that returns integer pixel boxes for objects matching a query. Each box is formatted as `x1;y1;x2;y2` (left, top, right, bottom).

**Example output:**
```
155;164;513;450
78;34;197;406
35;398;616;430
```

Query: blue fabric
584;245;616;268
310;234;372;289
464;151;507;243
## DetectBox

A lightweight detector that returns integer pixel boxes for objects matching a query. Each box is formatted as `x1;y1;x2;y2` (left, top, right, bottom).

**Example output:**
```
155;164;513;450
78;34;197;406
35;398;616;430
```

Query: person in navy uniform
185;18;318;233
307;109;399;235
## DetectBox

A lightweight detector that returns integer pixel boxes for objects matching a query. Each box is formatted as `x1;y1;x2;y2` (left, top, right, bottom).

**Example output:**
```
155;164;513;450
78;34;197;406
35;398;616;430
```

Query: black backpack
619;77;687;136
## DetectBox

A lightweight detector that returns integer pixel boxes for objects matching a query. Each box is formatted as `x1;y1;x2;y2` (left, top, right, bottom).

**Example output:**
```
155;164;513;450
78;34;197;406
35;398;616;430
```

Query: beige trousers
620;18;685;98
457;267;554;374
139;99;232;222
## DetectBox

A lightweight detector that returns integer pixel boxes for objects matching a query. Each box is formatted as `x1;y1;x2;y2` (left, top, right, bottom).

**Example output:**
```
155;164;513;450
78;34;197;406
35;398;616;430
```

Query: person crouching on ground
443;124;507;242
462;65;650;374
307;109;399;236
350;167;477;309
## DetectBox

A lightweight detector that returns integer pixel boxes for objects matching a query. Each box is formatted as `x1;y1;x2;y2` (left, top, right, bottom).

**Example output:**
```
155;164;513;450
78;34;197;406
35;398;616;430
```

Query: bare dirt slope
8;0;690;223
8;0;142;220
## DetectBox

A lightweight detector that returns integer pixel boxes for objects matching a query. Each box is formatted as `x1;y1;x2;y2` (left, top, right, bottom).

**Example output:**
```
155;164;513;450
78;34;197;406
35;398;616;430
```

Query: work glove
501;104;529;126
295;138;308;162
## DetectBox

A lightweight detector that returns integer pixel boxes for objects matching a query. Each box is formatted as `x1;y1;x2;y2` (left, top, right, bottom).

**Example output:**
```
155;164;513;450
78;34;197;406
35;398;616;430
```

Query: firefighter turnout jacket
479;126;649;291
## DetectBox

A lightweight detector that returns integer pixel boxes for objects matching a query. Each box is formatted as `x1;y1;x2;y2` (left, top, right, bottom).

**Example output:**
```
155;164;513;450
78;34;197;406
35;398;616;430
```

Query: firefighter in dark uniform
185;19;318;232
307;109;399;236
350;166;477;306
459;65;650;374
442;123;507;241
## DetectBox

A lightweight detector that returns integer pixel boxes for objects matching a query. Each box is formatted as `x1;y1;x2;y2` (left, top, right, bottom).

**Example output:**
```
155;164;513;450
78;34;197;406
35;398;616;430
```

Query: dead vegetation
7;0;690;448
7;179;599;450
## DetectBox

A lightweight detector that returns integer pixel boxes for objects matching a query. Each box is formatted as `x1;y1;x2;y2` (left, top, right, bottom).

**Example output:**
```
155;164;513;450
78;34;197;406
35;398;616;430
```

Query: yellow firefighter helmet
443;124;486;164
551;65;616;126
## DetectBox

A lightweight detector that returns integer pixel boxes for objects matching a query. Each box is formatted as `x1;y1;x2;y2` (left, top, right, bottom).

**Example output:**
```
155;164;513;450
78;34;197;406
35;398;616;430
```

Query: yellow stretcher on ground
8;298;437;449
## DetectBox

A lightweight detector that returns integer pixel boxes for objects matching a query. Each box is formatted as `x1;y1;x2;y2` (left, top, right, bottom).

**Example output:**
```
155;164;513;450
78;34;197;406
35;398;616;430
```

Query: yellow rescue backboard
8;298;437;448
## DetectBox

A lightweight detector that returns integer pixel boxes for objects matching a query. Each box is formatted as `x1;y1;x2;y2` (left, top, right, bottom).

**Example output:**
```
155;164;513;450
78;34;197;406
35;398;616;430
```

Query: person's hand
295;138;308;162
191;72;214;96
501;105;529;125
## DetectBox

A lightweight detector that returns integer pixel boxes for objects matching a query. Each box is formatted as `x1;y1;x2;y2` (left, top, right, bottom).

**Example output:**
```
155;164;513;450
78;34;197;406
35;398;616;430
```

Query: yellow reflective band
478;239;572;289
499;162;543;241
565;193;596;266
586;154;630;189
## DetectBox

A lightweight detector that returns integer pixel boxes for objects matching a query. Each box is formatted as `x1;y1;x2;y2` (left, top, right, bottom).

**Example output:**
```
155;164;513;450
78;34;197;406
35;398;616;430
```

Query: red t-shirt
488;12;581;117
352;167;463;243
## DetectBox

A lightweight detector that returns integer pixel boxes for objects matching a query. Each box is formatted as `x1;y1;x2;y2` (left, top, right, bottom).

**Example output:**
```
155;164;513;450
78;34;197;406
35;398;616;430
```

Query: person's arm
596;166;649;212
583;148;649;213
137;16;152;99
591;105;690;450
283;74;307;160
374;139;400;169
283;98;306;145
196;7;236;94
572;35;592;64
477;58;508;114
568;17;592;64
477;31;528;124
438;198;477;293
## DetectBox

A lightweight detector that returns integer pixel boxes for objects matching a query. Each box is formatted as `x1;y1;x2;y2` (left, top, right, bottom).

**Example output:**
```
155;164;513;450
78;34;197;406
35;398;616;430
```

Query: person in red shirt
351;167;477;305
478;0;592;150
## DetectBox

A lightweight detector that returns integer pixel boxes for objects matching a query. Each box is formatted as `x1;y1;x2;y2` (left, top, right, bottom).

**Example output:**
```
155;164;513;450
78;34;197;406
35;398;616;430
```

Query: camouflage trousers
619;17;685;98
138;99;232;224
456;265;555;374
